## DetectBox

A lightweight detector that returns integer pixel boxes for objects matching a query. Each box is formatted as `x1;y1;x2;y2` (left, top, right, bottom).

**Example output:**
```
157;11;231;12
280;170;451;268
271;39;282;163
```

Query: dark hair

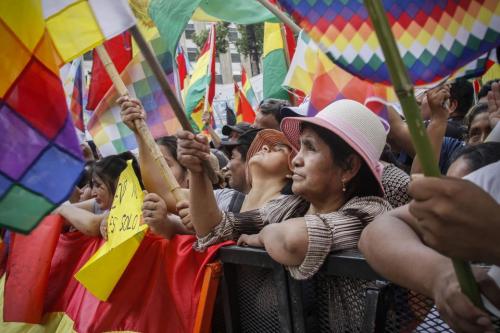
465;103;489;135
156;136;178;160
301;123;383;199
87;140;100;160
259;98;290;124
91;152;144;196
450;79;474;117
450;142;500;174
77;161;95;188
478;79;500;100
233;145;251;161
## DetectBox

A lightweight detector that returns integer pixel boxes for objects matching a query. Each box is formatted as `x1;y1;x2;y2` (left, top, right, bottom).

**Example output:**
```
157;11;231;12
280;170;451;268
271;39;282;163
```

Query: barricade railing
215;246;499;333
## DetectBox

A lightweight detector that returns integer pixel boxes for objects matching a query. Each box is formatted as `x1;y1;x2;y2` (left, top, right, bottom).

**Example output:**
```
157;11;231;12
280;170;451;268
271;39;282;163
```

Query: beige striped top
195;195;390;280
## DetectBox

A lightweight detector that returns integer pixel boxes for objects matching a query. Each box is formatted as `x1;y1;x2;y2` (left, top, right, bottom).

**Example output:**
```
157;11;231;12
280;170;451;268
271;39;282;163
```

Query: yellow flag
75;160;147;301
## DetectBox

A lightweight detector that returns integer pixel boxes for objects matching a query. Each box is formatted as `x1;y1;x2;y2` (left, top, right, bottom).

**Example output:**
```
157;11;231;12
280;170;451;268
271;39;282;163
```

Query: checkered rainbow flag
276;0;500;86
87;34;181;157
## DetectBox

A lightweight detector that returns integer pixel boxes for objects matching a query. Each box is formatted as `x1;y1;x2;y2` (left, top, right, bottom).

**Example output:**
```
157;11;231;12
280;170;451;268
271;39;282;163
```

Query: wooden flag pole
363;0;483;308
95;45;186;203
255;0;301;34
128;25;219;184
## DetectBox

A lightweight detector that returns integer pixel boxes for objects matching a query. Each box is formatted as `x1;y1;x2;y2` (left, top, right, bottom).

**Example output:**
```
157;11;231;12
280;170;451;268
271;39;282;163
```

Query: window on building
187;47;198;62
216;75;223;84
185;24;195;39
231;53;241;63
229;29;238;43
233;75;241;83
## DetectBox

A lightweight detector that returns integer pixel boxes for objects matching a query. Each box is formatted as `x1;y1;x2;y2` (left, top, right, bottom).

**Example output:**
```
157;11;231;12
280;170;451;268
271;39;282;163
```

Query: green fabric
263;49;290;101
149;0;202;55
199;0;277;24
0;185;54;234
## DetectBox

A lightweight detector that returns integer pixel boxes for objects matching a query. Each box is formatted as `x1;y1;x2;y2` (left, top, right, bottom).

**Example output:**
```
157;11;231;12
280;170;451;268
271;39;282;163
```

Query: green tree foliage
235;23;264;74
192;22;230;54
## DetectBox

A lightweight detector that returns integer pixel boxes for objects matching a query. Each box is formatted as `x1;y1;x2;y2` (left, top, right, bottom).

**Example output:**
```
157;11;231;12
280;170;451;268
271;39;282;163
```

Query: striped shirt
196;195;390;280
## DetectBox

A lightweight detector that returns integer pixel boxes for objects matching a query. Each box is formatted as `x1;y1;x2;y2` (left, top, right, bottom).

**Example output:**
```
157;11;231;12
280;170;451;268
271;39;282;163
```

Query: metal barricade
217;246;499;333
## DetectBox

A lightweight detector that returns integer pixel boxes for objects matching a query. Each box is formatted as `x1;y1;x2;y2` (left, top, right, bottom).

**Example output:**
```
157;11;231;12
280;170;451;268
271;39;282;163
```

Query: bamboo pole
255;0;301;34
95;45;186;203
128;25;219;184
363;0;483;307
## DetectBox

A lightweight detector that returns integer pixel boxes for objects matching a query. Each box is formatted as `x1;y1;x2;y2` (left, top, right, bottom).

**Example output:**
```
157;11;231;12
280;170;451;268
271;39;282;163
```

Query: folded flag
43;0;136;64
87;30;181;157
234;82;256;123
276;0;500;85
0;1;84;233
183;24;217;132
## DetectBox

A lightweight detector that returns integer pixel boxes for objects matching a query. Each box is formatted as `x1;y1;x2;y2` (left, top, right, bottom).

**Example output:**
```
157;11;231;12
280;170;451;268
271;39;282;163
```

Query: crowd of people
54;79;500;332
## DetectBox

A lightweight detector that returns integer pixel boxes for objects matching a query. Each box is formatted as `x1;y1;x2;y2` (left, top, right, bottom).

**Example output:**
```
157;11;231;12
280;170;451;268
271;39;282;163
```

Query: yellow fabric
33;31;61;75
0;23;32;98
263;22;284;57
188;51;210;86
45;1;104;63
0;0;44;52
191;7;221;22
482;63;500;84
75;161;147;301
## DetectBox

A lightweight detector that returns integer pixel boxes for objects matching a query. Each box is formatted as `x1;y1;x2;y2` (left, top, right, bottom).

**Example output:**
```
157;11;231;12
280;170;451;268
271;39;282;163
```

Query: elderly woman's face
291;127;344;201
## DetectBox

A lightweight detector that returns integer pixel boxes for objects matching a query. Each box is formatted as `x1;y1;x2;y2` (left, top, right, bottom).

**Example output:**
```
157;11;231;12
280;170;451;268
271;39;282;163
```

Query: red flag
12;232;231;332
4;215;64;323
86;32;132;110
234;82;256;123
177;47;189;91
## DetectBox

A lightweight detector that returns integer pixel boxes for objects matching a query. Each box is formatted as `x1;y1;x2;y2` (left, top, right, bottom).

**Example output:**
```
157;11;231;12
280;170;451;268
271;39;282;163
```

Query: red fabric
177;48;188;91
4;215;64;323
70;62;84;131
42;232;231;333
86;32;132;110
234;82;256;123
284;25;296;62
6;59;67;139
207;25;217;109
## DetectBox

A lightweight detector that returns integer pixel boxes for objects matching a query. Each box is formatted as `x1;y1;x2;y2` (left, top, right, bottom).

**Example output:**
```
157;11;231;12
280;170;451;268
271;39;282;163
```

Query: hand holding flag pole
363;0;483;308
128;26;219;184
95;45;187;202
95;26;219;189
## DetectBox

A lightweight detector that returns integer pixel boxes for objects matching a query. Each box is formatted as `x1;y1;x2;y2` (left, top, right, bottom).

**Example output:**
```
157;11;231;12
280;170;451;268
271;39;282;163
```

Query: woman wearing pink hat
179;100;392;279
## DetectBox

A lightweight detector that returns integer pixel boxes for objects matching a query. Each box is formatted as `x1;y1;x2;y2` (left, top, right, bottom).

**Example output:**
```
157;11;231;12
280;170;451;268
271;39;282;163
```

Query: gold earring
285;174;293;179
341;180;346;192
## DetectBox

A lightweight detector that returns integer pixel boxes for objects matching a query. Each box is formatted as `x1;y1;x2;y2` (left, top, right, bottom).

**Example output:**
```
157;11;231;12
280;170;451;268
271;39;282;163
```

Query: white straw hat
281;99;387;194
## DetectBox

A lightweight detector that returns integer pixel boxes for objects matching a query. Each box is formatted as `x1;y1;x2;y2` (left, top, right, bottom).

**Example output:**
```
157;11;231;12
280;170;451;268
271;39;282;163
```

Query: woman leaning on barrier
178;100;391;279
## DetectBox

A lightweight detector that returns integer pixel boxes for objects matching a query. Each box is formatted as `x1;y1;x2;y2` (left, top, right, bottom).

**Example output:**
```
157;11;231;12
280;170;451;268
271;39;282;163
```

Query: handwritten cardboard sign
75;160;147;301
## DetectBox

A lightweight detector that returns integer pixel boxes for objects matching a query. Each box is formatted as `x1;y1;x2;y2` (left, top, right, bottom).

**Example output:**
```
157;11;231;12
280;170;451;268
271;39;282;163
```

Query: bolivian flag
263;22;290;101
184;24;216;132
234;82;256;123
